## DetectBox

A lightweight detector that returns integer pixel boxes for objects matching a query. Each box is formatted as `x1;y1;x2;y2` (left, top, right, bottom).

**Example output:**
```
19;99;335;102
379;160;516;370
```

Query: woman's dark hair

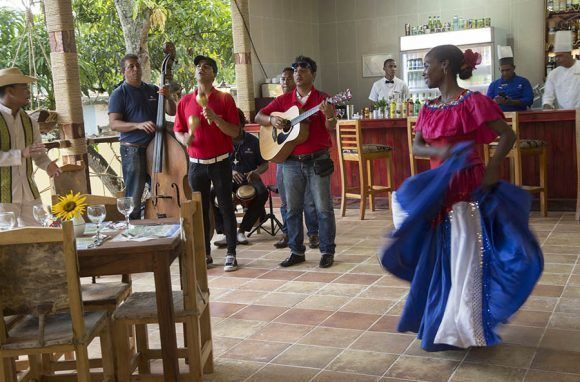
428;44;473;80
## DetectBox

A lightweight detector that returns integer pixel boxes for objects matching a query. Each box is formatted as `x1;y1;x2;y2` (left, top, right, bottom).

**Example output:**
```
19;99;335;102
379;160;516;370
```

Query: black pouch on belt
313;158;334;177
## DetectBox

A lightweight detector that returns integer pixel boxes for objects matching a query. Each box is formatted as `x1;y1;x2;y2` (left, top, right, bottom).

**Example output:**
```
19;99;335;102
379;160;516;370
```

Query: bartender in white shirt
369;58;410;105
542;30;580;110
0;67;61;226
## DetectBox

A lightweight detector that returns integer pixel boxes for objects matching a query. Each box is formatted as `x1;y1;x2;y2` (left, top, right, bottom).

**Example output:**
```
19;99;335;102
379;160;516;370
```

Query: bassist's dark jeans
120;145;150;220
188;159;237;257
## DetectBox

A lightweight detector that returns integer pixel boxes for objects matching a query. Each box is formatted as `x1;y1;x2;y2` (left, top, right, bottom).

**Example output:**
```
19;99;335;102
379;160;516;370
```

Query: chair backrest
180;193;209;312
52;193;125;222
0;222;86;344
483;111;521;165
406;116;430;176
50;162;89;196
337;120;363;160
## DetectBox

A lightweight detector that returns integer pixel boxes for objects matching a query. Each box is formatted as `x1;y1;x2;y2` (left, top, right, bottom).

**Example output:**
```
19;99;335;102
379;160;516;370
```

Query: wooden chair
337;120;394;220
406;116;430;176
0;222;115;382
483;112;548;216
50;162;89;197
52;193;132;312
112;192;213;381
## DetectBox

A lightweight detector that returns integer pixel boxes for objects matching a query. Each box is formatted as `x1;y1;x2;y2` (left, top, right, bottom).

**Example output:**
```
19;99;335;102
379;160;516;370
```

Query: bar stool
336;120;394;220
483;112;548;216
406;116;430;176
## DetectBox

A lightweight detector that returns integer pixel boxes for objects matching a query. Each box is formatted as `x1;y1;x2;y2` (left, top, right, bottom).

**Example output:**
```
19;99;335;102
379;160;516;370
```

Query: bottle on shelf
407;98;414;117
389;97;397;119
453;15;459;31
413;95;421;115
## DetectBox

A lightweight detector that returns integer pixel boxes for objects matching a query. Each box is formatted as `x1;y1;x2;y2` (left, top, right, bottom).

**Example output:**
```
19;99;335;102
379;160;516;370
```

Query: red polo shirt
174;88;239;159
260;86;332;155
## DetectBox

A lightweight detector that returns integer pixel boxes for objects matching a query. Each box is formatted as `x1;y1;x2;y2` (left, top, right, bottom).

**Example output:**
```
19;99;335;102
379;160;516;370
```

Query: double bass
145;42;191;218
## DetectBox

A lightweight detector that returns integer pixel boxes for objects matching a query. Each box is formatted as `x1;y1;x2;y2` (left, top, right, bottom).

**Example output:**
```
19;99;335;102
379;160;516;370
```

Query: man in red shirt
174;55;241;272
255;55;337;268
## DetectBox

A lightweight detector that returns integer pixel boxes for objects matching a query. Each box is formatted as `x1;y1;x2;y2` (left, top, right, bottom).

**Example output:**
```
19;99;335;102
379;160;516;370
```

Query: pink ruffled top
415;90;504;209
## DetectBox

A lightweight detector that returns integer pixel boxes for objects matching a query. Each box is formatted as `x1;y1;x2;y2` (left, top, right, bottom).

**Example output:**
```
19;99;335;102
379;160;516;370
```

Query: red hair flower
461;49;482;71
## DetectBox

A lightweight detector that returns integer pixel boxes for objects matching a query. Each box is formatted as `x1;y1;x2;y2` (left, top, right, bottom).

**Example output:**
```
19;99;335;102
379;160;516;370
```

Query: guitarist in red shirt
255;56;337;268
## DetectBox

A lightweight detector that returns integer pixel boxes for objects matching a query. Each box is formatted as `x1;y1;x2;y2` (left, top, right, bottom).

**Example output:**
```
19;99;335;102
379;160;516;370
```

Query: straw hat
0;67;36;87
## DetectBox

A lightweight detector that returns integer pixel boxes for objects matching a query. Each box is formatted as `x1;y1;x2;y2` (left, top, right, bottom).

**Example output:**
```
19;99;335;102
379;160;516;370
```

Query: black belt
287;149;328;162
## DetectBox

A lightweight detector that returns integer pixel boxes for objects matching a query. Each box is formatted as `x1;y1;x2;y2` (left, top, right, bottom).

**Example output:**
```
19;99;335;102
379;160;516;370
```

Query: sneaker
213;235;227;248
274;234;288;249
224;254;238;272
237;231;249;245
319;253;334;268
308;234;320;249
280;253;305;267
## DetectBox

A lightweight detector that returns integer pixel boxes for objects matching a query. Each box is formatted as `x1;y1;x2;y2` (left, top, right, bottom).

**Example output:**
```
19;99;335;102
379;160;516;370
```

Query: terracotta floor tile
312;370;380;382
209;277;251;289
210;302;247;318
531;348;580;374
333;273;381;285
542;245;580;255
531;284;564;297
375;275;409;287
509;310;552;327
351;332;414;354
201;359;264;382
254;292;308;307
385;355;458;382
221;267;269;279
222;339;290;363
328;349;397;376
549;312;580;331
296;294;351;311
294;271;341;283
543;253;579;264
258;269;304;280
214;289;265;304
230;305;288;321
236;278;288;291
350;263;385;275
465;344;536;368
521;296;558;312
298;326;363;348
450;362;526;382
539;273;570;286
524;370;580;382
245;364;319;382
272;344;342;368
368;315;401;333
213;336;243;357
544;263;574;274
316;283;367;297
212;318;267;339
248;322;313;343
569;274;580;286
334;254;371;263
404;339;467;360
275;308;333;326
317;262;357;273
540;329;580;352
321;311;380;330
557;298;580;313
498;325;544;347
340;298;397;315
360;286;408;300
563;286;580;298
277;281;325;294
236;249;270;259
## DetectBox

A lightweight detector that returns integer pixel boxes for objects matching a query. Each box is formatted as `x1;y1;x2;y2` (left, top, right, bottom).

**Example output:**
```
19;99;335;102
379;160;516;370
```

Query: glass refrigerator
400;27;506;98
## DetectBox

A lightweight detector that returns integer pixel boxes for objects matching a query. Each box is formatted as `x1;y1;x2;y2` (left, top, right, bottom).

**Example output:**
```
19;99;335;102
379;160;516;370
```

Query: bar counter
245;109;578;209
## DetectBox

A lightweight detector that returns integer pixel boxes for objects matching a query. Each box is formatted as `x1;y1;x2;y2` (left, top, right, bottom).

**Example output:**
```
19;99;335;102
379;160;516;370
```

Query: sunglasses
291;62;312;70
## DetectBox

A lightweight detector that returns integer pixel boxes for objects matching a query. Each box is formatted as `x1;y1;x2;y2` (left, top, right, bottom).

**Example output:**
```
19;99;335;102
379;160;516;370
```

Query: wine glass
116;197;134;230
0;212;16;230
336;108;345;120
33;205;53;227
87;205;106;242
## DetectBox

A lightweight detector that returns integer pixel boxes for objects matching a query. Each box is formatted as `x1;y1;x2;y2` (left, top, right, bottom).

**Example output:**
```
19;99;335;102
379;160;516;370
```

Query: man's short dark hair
0;85;13;98
120;54;139;73
293;55;317;73
383;58;395;67
282;67;293;74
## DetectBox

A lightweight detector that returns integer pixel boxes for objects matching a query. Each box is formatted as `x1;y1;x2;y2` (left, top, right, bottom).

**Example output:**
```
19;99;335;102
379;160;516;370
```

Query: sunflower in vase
52;192;87;234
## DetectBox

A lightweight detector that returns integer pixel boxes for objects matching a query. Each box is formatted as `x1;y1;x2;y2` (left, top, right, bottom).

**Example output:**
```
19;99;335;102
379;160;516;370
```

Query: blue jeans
283;153;336;255
120;145;149;220
277;163;318;237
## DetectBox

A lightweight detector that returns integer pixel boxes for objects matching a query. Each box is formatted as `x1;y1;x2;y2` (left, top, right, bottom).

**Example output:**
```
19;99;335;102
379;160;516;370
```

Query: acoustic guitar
259;89;352;163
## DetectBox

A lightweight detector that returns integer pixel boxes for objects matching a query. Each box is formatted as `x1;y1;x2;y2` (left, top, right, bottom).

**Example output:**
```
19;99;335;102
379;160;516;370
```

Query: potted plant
375;98;388;118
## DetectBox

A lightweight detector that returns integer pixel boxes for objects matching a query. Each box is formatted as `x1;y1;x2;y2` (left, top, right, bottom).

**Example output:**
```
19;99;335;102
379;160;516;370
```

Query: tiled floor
128;209;580;381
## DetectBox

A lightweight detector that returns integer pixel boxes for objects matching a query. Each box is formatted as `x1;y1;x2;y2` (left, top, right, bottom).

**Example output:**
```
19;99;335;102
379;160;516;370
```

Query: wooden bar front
246;109;577;207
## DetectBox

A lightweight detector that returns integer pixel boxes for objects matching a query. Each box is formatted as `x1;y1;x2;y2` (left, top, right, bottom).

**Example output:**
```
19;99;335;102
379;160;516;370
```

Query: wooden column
576;109;580;221
44;0;90;193
230;0;255;121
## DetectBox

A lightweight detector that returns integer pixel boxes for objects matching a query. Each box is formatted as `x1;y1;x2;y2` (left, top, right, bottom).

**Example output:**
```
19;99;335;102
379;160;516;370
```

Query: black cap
194;55;218;75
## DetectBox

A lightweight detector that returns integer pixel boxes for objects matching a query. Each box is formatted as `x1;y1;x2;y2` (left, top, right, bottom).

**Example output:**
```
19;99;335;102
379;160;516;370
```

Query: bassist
255;55;337;269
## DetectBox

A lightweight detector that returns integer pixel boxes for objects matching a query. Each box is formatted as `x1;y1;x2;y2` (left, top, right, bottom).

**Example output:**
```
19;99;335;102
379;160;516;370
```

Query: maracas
187;115;200;145
196;92;210;123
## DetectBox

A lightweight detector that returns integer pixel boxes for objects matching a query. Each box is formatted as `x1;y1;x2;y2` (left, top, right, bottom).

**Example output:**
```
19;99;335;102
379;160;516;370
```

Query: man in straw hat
543;30;580;110
486;45;533;112
0;67;61;226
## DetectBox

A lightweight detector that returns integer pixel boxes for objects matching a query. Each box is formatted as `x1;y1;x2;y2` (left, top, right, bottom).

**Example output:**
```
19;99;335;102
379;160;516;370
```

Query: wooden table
76;222;183;382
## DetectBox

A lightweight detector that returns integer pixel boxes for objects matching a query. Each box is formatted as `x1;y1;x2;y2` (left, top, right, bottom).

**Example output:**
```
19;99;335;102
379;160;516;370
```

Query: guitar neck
289;103;328;126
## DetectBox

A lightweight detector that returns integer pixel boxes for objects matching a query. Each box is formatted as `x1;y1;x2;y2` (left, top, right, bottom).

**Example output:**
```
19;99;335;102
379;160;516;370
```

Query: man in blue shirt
108;54;176;219
486;57;533;112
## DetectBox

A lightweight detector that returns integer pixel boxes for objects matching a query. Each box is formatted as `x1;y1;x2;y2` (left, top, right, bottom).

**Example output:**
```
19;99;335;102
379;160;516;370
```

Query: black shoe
280;253;305;267
308;234;320;249
319;254;334;268
274;234;288;249
206;256;213;266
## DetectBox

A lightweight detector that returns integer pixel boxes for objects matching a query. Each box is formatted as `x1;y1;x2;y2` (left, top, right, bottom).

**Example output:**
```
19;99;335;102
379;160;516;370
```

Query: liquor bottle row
404;15;491;36
547;0;579;12
357;94;438;120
